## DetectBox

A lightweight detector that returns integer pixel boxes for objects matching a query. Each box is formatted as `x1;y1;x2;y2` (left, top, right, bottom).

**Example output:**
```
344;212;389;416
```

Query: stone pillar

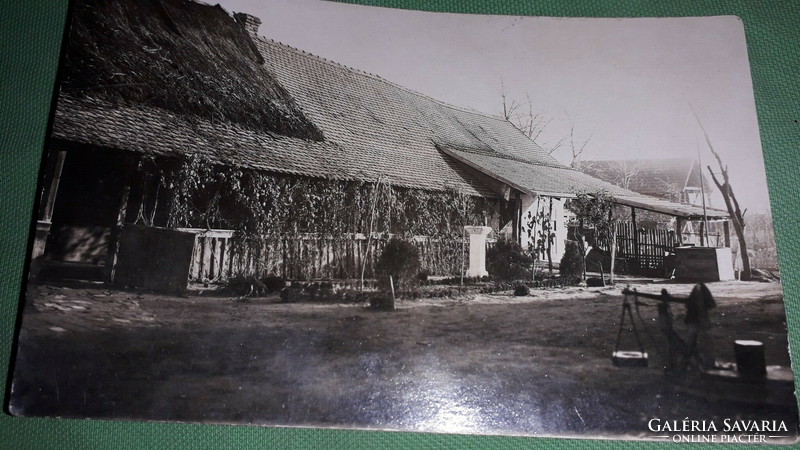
464;226;492;278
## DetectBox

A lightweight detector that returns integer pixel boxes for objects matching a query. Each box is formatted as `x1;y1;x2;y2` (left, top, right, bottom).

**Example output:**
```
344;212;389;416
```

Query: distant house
33;0;728;286
578;157;712;206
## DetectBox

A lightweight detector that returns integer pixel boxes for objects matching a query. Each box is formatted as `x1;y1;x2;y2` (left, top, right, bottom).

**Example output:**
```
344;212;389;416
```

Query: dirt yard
9;278;798;440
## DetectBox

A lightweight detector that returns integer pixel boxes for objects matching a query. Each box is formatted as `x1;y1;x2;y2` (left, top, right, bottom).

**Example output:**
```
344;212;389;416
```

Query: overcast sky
213;0;770;213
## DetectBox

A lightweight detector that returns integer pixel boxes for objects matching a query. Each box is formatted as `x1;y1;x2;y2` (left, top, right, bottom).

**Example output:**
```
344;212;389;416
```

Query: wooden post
631;207;639;271
40;150;67;222
511;192;521;245
104;154;137;283
675;217;683;245
609;209;617;284
723;220;731;247
33;149;68;259
387;275;396;311
699;220;706;247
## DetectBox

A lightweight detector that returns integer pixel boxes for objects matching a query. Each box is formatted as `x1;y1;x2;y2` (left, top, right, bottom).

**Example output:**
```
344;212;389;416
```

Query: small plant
487;238;533;281
226;272;268;298
375;238;421;296
559;240;585;282
513;284;531;296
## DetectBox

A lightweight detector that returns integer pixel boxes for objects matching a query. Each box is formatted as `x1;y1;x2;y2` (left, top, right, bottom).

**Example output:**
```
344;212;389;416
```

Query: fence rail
179;229;467;282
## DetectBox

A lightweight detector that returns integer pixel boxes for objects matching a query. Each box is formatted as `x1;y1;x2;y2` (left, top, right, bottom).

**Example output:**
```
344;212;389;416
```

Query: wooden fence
612;222;674;276
179;229;467;282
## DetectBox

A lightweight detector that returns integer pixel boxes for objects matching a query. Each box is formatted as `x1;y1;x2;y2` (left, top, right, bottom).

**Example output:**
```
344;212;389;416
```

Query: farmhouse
33;0;729;288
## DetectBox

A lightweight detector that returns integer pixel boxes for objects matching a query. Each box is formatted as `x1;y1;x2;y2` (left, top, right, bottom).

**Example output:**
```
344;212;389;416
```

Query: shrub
226;272;267;297
369;295;395;311
514;284;531;296
375;238;421;296
560;240;585;281
279;287;301;303
262;275;286;292
487;239;533;281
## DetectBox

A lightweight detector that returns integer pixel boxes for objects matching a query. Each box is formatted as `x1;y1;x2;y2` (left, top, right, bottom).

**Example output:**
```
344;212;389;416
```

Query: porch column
33;149;67;258
723;220;731;247
675;217;683;245
464;226;492;278
512;192;522;246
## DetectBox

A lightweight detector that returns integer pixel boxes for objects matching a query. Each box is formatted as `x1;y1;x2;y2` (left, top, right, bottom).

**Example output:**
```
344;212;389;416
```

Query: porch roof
440;146;730;220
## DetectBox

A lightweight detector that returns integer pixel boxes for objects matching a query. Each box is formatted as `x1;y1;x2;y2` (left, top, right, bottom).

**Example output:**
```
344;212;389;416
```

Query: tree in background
499;84;592;164
746;212;778;270
500;83;553;144
693;110;752;280
567;191;616;283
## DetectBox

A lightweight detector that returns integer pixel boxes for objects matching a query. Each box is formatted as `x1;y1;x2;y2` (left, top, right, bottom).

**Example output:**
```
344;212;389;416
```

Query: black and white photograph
8;0;798;442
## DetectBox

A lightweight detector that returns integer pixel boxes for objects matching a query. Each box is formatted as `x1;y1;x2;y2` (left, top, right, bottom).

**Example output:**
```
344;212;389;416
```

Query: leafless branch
694;105;751;279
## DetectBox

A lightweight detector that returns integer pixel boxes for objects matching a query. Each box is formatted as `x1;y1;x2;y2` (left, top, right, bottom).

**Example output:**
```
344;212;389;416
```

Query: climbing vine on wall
139;154;497;239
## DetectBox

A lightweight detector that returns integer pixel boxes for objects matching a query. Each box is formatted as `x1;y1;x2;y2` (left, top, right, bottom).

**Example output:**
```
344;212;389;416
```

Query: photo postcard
7;0;798;443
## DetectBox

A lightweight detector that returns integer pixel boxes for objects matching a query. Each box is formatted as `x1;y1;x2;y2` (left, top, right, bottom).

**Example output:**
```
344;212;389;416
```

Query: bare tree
653;178;684;203
565;123;593;169
616;160;640;191
692;110;751;280
499;85;593;163
578;159;638;192
500;82;557;147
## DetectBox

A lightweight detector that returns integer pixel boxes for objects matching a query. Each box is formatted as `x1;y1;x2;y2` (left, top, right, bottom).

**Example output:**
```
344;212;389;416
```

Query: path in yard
9;280;797;439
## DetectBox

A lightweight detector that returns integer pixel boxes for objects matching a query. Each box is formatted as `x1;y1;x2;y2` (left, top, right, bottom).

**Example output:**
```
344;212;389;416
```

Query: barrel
734;340;766;378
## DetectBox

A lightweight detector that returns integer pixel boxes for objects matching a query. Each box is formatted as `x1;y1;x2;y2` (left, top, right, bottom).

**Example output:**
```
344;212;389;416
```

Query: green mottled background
1;1;798;448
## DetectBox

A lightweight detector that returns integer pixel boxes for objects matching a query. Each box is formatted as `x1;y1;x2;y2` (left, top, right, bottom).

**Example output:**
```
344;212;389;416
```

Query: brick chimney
234;12;261;35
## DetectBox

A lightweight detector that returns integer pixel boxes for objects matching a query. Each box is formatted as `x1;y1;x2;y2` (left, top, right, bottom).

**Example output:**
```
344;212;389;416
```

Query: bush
560;240;585;281
369;295;395;311
226;272;267;297
279;287;301;303
487;239;533;281
513;284;531;296
376;238;421;296
262;275;286;292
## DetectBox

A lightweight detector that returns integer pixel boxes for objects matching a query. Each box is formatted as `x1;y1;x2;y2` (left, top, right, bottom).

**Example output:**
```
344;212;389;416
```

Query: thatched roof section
61;0;323;140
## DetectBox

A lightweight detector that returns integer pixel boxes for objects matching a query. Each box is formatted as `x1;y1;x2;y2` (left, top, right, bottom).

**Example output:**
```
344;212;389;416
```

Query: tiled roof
578;158;709;196
253;38;564;195
50;7;727;221
442;147;729;219
53;34;574;197
52;95;492;195
257;39;560;168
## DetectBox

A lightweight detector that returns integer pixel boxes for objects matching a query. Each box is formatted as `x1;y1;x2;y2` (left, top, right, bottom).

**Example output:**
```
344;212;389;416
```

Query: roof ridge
255;36;511;123
583;157;695;163
443;144;572;170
